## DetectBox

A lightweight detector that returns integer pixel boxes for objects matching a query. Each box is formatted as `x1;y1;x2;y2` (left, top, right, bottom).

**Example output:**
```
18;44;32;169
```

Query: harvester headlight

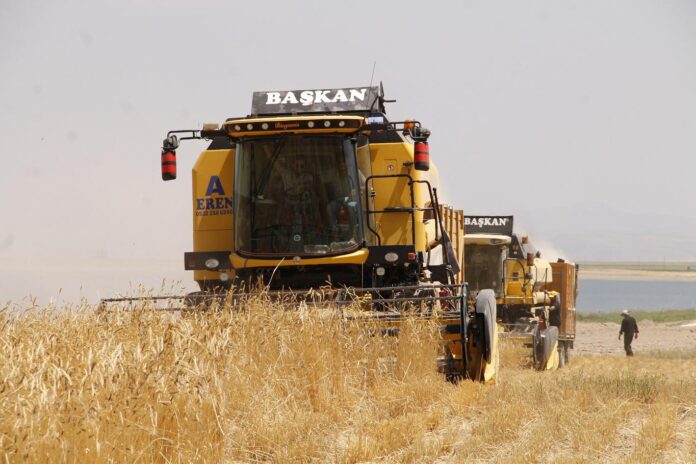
376;266;386;276
234;125;241;131
246;124;254;130
323;120;331;128
307;121;315;128
261;122;269;130
219;272;229;282
338;120;345;127
205;258;220;269
384;252;399;263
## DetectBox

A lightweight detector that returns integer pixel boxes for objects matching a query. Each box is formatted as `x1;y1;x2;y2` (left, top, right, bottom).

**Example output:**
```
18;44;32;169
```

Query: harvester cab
102;85;499;383
160;86;455;291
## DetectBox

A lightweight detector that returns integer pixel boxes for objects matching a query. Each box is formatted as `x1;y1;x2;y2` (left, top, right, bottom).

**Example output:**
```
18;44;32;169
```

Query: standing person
618;309;639;356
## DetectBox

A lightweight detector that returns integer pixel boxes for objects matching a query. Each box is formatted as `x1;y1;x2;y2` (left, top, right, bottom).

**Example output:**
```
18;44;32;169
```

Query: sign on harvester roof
464;216;514;236
251;86;380;115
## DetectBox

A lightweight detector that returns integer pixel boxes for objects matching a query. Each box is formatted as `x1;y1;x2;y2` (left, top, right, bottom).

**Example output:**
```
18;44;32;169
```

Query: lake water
577;278;696;313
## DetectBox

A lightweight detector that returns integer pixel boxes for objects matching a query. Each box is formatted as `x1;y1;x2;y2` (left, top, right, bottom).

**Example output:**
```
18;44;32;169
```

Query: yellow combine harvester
464;216;578;370
102;86;499;382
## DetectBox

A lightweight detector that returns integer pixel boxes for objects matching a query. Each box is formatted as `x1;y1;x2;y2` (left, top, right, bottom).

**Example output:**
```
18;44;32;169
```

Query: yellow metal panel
369;143;422;249
192;148;235;283
357;144;375;245
504;259;530;298
192;149;235;232
230;248;369;269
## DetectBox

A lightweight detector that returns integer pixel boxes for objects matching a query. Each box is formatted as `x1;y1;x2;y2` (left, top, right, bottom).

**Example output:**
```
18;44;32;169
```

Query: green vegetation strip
577;309;696;323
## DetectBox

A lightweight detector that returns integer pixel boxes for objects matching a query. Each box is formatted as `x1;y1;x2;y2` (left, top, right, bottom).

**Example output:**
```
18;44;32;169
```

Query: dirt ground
576;320;696;356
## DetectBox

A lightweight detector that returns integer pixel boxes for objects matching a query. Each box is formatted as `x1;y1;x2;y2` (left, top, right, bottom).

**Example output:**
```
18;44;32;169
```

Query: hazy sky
1;0;696;300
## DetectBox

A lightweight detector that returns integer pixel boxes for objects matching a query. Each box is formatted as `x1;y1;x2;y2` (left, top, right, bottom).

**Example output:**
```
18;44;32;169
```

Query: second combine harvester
151;86;498;382
464;215;578;370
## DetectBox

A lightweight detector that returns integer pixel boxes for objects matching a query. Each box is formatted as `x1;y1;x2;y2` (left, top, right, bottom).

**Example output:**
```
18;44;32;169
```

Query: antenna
369;61;376;87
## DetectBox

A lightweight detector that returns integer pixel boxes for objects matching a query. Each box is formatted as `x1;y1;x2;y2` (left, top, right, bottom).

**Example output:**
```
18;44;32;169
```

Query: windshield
465;244;503;294
234;135;362;256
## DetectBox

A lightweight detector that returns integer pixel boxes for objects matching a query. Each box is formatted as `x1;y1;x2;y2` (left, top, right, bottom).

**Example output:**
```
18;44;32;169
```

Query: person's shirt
620;315;639;334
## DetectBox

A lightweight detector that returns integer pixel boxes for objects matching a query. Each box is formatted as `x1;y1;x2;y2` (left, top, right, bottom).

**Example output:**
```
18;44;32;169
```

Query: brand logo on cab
195;176;233;217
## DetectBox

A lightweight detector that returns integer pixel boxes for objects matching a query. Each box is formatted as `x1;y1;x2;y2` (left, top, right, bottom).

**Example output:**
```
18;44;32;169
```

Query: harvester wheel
466;289;498;383
534;326;559;371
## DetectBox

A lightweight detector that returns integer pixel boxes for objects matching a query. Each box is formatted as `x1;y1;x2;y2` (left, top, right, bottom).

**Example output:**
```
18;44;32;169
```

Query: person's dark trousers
624;332;635;356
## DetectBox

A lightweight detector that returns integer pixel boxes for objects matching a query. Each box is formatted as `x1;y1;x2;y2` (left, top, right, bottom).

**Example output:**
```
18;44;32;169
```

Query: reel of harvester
97;287;331;313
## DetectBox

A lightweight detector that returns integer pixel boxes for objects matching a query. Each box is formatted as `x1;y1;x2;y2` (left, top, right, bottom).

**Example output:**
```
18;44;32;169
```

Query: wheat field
1;300;696;463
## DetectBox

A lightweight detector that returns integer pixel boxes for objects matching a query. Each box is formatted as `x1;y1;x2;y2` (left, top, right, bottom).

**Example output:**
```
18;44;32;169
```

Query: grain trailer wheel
534;326;560;371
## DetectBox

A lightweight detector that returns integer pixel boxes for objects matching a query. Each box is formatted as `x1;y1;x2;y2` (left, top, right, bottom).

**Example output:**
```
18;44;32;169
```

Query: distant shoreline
578;309;696;323
580;268;696;281
579;262;696;281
